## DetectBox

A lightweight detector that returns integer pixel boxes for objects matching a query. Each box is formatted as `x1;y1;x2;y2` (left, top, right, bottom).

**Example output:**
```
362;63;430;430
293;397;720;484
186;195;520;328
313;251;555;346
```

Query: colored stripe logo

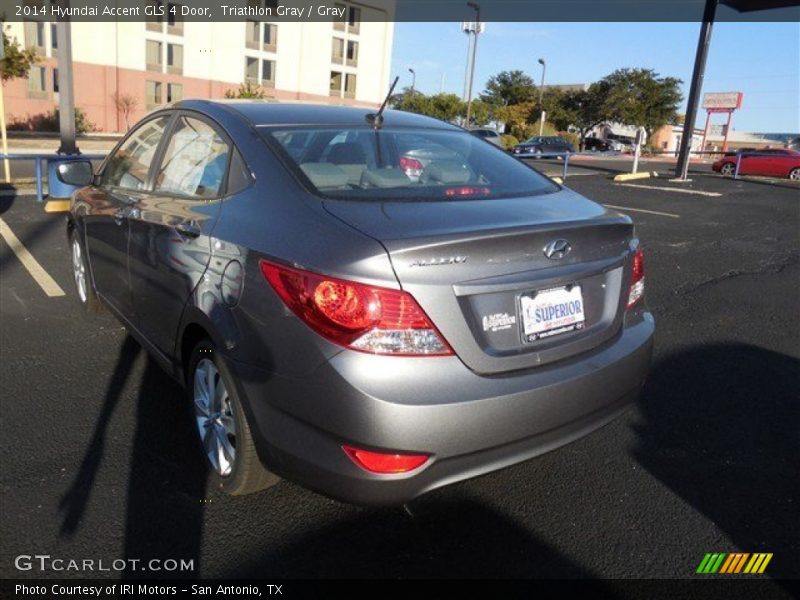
697;553;773;574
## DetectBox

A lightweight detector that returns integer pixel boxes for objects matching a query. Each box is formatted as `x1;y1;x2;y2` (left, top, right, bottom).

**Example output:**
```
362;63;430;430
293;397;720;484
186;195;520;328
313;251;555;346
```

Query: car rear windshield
259;126;558;201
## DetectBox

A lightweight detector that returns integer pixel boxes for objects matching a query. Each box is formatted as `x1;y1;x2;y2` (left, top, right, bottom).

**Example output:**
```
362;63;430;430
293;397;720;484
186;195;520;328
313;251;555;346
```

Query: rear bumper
228;313;654;505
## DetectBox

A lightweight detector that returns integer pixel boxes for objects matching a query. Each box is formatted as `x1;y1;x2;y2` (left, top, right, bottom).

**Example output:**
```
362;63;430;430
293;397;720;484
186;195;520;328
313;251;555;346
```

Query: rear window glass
260;126;558;201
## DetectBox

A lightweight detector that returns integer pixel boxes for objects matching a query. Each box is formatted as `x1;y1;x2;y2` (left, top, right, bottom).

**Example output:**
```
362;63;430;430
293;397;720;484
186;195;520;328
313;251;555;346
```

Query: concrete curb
613;171;657;182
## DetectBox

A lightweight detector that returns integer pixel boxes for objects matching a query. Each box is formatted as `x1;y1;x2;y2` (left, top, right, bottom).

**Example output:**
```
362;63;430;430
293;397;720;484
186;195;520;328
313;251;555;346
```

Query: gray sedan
60;101;654;505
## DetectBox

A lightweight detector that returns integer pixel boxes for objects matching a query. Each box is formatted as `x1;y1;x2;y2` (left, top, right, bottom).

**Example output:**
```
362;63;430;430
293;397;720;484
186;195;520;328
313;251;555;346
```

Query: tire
789;167;800;181
534;148;543;160
187;339;279;495
69;229;103;315
720;162;736;177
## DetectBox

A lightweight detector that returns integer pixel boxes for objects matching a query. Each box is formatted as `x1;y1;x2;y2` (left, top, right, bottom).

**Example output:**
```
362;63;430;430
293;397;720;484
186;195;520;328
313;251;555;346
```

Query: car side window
101;115;171;190
154;115;230;199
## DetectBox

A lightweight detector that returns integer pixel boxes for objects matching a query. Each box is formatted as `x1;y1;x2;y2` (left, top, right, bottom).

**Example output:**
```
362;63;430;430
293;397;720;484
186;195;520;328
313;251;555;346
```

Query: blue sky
391;21;800;133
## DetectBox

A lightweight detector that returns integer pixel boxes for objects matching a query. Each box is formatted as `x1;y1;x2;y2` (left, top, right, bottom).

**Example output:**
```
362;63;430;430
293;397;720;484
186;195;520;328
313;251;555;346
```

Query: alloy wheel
789;168;800;181
72;238;87;303
193;358;237;476
721;163;735;176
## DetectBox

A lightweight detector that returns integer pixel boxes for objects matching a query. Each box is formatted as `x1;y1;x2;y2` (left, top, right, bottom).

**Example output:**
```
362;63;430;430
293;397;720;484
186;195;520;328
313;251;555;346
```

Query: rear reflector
259;259;452;356
342;445;430;474
627;247;645;309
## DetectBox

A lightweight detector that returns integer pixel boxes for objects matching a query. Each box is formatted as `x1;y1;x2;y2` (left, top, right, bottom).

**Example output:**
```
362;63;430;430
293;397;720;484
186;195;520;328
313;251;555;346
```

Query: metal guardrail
510;151;572;180
0;153;106;203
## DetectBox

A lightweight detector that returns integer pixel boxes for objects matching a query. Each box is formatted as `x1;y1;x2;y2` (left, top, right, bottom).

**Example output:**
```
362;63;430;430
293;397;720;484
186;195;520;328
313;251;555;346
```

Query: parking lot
0;162;797;585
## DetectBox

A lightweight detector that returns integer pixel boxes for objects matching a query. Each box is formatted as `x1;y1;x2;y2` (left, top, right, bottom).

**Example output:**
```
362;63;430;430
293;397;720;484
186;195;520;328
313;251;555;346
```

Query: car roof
172;99;462;131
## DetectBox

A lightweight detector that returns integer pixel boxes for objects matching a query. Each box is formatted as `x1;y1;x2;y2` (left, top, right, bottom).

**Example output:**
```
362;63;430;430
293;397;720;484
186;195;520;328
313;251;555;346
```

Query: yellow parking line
0;216;66;297
603;204;680;219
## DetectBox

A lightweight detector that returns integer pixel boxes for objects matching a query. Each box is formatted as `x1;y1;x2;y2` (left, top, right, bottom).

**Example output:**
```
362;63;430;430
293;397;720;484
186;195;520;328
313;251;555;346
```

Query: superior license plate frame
519;284;586;343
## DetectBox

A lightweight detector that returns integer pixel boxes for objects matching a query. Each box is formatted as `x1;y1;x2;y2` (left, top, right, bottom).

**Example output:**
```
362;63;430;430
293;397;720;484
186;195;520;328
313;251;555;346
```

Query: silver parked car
60;101;654;505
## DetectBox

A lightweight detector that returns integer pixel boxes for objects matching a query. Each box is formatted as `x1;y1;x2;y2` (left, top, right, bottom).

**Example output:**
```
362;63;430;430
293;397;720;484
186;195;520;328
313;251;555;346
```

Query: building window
167;3;184;35
146;80;163;109
346;40;358;67
167;43;183;75
27;65;47;99
52;68;59;94
146;0;163;32
331;37;344;64
24;21;45;55
244;57;259;84
146;40;163;72
263;23;277;52
50;23;58;56
245;20;259;49
344;73;357;99
330;71;342;97
333;3;346;31
167;83;183;103
261;59;275;88
348;6;361;34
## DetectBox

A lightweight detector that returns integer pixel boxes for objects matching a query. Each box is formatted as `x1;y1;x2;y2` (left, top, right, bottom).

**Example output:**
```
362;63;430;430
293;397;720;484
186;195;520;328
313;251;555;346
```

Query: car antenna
366;75;399;130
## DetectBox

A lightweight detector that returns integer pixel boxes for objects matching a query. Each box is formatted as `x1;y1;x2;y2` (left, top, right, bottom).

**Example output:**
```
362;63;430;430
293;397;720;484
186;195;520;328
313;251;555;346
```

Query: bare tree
112;92;138;131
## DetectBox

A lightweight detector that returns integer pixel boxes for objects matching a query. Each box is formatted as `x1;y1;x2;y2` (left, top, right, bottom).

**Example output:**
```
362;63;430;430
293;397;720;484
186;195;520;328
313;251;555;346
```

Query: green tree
426;93;464;123
494;101;537;140
1;26;38;82
480;70;537;107
559;87;607;150
464;99;491;127
598;68;683;137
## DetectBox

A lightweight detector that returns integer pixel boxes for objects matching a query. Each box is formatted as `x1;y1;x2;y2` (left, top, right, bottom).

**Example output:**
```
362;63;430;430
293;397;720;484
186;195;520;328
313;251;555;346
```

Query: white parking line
0;216;66;297
603;204;680;219
617;183;722;197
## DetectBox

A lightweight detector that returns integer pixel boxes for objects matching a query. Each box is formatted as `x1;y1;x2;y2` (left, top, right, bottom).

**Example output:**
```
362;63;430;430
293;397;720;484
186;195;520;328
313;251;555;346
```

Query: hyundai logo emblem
543;239;571;260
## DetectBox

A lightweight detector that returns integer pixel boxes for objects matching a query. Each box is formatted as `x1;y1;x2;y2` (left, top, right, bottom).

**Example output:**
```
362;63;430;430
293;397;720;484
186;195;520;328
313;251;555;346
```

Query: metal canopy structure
675;0;800;179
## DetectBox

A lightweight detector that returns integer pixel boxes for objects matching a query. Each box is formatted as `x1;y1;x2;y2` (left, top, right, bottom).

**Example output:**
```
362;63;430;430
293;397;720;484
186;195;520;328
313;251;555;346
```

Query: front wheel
188;340;279;495
69;230;103;314
788;167;800;181
720;162;736;177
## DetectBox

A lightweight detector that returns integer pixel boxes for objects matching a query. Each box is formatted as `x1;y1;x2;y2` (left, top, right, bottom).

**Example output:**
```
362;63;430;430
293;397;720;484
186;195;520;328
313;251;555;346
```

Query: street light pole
537;58;547;136
408;68;416;96
464;2;480;127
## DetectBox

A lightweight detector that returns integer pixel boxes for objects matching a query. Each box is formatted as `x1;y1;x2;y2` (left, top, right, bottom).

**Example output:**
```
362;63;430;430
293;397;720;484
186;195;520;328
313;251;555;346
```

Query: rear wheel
187;340;279;495
720;162;736;177
789;167;800;181
69;230;103;314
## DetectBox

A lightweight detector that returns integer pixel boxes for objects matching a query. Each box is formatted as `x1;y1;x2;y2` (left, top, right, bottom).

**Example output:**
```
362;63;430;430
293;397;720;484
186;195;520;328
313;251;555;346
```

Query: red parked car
713;148;800;180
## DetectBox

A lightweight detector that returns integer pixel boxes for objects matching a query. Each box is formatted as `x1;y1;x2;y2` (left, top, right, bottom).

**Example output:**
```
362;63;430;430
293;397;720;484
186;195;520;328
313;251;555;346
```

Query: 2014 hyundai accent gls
61;100;654;505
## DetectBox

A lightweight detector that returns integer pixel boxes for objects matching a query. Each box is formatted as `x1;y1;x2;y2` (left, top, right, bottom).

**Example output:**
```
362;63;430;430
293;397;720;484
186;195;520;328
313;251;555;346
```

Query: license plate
520;285;585;342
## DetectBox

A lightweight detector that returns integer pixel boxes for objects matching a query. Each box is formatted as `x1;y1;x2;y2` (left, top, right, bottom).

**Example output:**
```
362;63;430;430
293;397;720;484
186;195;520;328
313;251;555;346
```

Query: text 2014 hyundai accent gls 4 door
62;101;654;505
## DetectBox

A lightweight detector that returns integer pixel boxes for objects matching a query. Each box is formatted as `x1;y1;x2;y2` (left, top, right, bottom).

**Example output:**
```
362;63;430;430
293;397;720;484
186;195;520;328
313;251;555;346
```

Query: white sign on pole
702;92;743;110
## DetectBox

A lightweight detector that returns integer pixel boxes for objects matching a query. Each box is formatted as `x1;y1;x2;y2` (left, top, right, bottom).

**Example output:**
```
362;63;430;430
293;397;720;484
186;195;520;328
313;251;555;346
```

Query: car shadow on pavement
220;494;613;581
632;343;799;579
59;335;208;578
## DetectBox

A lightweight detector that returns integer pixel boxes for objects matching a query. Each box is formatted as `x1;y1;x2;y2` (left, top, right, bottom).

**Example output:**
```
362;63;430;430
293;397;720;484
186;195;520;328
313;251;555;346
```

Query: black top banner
1;0;798;23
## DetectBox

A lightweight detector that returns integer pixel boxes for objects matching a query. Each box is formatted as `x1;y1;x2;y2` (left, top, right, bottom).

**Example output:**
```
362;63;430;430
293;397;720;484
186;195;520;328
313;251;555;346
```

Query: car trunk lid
323;188;636;374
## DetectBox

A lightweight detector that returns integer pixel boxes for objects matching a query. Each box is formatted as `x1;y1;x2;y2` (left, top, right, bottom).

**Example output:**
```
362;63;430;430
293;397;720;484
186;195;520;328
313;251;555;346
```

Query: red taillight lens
342;445;430;474
259;259;452;355
399;156;423;177
627;247;645;309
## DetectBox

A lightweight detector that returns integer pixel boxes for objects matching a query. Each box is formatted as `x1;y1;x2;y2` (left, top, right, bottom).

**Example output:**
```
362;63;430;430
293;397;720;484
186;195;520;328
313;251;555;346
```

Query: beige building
3;1;395;132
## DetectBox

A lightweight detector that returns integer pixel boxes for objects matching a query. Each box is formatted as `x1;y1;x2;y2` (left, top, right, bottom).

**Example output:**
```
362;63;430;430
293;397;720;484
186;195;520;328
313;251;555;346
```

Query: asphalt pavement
0;164;797;587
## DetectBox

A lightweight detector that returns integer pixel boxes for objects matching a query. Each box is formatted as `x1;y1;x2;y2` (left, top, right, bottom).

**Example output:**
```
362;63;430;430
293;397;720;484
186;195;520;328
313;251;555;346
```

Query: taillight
399;156;423;178
342;445;430;474
627;247;645;309
445;186;490;197
259;259;452;356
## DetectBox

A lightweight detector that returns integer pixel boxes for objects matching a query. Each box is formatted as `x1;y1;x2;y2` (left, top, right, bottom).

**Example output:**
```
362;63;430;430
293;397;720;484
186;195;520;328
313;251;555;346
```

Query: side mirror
55;160;94;186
